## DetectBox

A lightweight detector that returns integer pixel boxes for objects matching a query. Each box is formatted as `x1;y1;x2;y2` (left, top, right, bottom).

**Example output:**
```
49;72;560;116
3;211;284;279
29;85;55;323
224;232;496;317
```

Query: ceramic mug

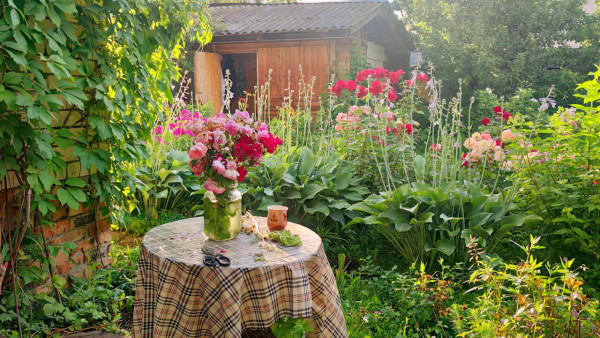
267;205;288;231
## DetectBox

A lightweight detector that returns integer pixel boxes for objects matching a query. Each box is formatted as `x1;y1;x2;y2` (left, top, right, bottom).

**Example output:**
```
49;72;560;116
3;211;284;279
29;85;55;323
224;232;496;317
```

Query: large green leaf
304;200;329;216
435;239;455;256
300;183;326;201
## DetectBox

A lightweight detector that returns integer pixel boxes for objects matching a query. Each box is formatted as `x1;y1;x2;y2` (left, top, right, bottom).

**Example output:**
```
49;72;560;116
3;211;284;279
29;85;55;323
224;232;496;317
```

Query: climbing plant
0;0;211;334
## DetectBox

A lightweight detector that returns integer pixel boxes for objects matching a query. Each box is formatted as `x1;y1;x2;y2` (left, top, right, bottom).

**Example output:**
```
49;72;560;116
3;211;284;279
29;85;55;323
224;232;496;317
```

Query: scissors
202;245;231;267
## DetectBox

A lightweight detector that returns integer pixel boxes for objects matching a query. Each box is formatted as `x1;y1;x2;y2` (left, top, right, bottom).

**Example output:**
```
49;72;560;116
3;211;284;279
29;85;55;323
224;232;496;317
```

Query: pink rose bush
188;110;282;194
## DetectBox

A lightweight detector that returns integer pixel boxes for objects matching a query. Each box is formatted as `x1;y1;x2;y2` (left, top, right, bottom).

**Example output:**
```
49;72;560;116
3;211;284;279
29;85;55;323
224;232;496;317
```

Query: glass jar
203;183;242;241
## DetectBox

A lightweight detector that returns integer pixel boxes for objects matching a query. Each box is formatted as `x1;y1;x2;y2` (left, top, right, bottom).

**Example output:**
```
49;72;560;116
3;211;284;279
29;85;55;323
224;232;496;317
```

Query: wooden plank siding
193;52;223;114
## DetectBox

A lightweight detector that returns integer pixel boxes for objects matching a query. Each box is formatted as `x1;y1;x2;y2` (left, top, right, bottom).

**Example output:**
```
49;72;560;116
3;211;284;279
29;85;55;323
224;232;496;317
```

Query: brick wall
0;18;112;291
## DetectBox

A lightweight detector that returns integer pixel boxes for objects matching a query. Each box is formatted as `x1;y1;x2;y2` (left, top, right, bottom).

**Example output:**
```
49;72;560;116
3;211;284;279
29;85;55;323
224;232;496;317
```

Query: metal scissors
201;245;231;267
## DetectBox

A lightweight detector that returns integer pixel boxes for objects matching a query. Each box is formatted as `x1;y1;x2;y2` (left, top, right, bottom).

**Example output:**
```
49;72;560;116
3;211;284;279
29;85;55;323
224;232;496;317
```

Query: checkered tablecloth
132;216;347;337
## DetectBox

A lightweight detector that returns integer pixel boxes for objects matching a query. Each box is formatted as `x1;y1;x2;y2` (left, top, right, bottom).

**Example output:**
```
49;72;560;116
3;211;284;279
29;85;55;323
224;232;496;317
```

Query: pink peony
189;143;208;160
205;179;226;194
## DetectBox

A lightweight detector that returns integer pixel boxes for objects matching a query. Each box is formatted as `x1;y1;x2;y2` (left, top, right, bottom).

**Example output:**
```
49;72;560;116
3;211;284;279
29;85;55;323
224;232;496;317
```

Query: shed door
257;43;329;113
193;52;222;114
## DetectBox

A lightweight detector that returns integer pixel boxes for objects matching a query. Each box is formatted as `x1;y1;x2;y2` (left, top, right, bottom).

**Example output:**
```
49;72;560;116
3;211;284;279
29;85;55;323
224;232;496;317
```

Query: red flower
493;106;502;113
345;80;357;92
387;88;397;102
369;80;383;96
406;80;414;87
388;70;405;84
237;166;248;182
417;73;429;83
461;161;469;168
258;132;283;154
593;180;598;186
503;111;513;120
330;84;343;97
357;86;367;99
403;123;413;135
496;139;504;148
481;117;490;126
373;67;388;79
386;126;391;134
356;69;374;83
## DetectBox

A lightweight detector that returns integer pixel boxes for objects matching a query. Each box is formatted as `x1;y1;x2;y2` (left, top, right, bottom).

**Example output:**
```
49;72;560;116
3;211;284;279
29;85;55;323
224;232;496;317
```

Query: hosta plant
346;182;541;266
244;147;368;227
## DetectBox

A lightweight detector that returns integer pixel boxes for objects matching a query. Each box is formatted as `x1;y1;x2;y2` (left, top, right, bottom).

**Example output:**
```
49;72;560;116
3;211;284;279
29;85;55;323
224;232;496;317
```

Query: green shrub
452;236;600;337
337;256;459;337
0;244;138;337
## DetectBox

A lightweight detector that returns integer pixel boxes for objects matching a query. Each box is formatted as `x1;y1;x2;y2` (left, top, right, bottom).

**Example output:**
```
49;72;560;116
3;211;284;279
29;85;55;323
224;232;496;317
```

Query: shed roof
210;1;393;36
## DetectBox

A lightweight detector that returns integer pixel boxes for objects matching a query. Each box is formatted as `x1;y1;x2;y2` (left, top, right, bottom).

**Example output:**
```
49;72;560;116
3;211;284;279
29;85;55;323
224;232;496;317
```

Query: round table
132;216;347;338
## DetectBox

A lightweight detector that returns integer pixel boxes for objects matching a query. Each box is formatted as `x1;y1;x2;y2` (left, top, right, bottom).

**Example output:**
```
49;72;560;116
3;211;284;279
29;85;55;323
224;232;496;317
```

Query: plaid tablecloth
132;216;347;337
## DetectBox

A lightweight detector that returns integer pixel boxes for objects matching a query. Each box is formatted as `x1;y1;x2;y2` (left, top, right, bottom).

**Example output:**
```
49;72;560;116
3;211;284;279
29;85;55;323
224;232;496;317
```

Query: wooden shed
193;1;413;114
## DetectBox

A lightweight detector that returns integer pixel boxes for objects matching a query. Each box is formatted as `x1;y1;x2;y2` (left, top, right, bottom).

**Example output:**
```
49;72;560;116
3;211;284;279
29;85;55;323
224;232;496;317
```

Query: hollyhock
417;73;429;83
406;79;414;87
189;143;208;160
345;80;358;92
481;117;490;126
357;86;367;99
369;80;383;96
387;88;397;102
205;179;226;194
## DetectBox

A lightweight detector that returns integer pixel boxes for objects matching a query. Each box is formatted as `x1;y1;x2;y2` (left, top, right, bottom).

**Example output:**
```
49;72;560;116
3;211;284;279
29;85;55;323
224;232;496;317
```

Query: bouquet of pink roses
188;110;282;194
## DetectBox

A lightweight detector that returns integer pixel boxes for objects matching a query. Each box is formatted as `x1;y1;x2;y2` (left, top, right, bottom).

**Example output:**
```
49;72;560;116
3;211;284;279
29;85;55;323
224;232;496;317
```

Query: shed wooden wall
209;40;336;113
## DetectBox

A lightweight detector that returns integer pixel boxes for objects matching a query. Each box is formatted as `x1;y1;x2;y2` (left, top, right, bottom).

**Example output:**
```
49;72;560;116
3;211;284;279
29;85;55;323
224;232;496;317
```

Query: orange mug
267;205;288;231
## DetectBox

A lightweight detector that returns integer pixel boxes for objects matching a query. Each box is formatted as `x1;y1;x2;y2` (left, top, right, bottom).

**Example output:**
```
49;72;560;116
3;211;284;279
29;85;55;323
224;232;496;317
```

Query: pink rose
190;159;206;176
189;143;208;160
223;169;239;180
212;130;227;149
258;122;268;132
257;130;269;142
481;132;492;140
205;179;226;194
233;110;253;123
224;120;239;136
212;158;226;175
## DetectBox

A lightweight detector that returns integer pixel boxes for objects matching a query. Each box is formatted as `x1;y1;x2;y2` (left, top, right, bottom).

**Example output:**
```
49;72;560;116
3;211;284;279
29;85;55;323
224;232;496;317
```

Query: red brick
70;253;85;265
51;206;69;221
42;219;71;239
76;237;96;253
97;219;111;233
51;248;69;263
50;228;85;245
68;204;88;217
98;230;112;244
56;261;71;274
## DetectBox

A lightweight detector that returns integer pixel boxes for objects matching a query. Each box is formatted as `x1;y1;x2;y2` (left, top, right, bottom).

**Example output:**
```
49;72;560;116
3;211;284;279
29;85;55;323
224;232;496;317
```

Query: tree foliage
395;0;600;102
